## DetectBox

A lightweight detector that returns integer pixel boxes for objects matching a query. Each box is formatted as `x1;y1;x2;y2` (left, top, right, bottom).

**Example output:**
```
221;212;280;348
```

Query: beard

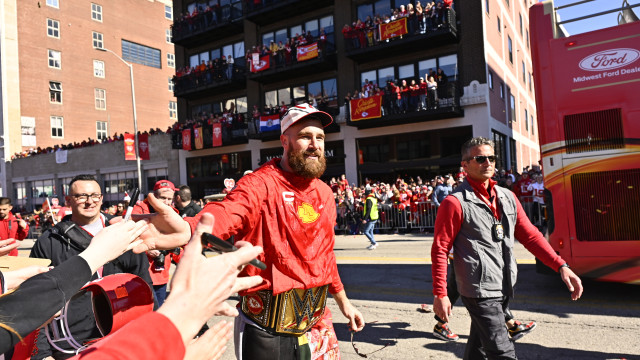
287;145;327;179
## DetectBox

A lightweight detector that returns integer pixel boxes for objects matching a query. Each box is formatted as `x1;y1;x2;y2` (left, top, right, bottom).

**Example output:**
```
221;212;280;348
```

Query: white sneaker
367;244;378;250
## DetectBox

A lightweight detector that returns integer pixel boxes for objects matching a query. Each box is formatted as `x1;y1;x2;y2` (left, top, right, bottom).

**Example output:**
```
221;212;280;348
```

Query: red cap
153;180;176;191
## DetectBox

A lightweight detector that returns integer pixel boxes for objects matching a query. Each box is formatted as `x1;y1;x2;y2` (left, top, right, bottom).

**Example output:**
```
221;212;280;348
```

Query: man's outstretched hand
131;193;192;253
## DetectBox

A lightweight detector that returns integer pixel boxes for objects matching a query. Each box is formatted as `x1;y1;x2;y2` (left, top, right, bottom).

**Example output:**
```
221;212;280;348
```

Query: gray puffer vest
450;180;518;298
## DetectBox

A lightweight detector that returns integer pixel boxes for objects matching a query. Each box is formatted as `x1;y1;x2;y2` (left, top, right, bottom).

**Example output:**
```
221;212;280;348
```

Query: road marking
336;256;536;264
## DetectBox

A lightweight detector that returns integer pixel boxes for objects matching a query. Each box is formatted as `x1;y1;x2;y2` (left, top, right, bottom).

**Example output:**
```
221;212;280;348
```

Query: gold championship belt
241;285;329;336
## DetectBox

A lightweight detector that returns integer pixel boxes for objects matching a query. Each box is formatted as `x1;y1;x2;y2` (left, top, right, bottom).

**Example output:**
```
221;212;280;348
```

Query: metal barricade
334;201;438;235
519;196;546;229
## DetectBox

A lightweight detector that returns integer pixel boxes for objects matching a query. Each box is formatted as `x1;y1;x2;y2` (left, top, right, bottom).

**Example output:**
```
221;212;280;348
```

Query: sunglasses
350;322;394;358
468;155;497;163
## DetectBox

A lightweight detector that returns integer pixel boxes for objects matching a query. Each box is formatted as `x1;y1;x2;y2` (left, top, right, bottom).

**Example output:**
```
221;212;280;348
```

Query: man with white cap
133;103;365;359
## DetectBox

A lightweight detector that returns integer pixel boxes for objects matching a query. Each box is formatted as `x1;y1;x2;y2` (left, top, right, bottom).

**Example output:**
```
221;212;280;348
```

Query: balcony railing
172;3;244;46
171;114;251;150
173;63;246;98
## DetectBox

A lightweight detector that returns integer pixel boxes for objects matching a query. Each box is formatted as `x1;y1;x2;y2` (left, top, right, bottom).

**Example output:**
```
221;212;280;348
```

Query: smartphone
201;232;266;270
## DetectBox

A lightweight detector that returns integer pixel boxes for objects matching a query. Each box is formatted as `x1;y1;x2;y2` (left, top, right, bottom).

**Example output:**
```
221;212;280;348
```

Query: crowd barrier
335;201;437;234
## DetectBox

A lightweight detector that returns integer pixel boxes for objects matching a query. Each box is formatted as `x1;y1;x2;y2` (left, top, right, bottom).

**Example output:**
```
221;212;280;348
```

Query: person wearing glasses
431;137;583;360
30;174;154;360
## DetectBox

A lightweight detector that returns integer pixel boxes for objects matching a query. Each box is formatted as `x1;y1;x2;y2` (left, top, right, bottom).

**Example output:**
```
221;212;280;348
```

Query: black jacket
179;201;202;218
29;218;154;359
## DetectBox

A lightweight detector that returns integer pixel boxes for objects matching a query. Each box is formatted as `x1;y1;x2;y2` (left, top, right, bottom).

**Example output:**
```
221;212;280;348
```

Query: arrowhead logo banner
297;42;319;62
138;133;150;160
182;129;192;151
250;55;270;73
350;95;382;121
124;133;136;160
212;123;223;147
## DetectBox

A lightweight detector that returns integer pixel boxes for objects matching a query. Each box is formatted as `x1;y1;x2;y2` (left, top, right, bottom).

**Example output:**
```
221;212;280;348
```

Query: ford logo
579;48;640;71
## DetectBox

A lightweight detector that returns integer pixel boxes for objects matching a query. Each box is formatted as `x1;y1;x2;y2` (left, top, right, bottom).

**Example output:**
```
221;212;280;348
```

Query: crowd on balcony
168;103;249;149
173;55;238;93
245;29;331;71
342;0;454;51
346;68;451;117
11;128;166;160
171;2;241;39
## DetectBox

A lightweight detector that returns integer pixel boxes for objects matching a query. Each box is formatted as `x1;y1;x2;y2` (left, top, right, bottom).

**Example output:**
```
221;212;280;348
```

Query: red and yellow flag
297;42;319;62
379;18;408;41
350;96;382;121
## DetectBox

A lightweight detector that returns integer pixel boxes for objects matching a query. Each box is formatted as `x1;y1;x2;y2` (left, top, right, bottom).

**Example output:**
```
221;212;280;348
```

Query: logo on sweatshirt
297;202;320;223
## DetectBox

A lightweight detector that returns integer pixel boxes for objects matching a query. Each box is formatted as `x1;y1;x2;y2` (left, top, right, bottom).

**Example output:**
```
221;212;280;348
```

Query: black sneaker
508;320;537;341
433;323;459;342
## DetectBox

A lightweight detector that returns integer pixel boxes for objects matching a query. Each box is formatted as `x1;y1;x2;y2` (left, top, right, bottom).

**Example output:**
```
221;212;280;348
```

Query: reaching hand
157;213;263;345
79;220;149;274
0;239;20;257
433;296;452;324
131;193;192;253
183;321;233;360
560;267;583;301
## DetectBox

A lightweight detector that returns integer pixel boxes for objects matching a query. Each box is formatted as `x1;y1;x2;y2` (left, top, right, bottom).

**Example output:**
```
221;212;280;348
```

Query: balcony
173;63;246;100
347;82;463;129
344;9;457;63
171;115;251;151
172;3;244;47
247;103;341;142
244;0;334;26
246;51;337;84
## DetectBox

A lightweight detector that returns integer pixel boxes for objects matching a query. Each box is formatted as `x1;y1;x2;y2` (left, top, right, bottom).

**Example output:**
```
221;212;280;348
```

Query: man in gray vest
431;137;583;360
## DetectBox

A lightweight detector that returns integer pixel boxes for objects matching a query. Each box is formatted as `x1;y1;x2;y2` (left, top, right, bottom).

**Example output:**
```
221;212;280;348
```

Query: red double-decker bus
530;1;640;284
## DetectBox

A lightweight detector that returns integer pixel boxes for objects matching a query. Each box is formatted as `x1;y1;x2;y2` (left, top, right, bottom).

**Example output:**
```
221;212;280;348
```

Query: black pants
242;324;301;360
461;296;517;360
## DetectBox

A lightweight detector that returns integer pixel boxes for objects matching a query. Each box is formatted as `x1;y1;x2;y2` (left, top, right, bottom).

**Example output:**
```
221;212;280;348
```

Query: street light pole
96;47;143;195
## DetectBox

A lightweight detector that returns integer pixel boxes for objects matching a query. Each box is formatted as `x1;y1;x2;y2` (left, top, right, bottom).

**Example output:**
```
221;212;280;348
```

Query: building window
50;116;63;138
519;13;523;35
505;0;510;6
522;61;526;83
47;19;60;38
165;5;173;20
48;49;61;69
166;29;172;43
488;71;494;90
531;114;535;135
122;40;161;69
510;92;516;122
96;121;108;140
486;0;490;13
529;72;533;92
95;88;106;110
500;82;505;99
508;36;513;63
526;30;530;48
93;60;105;78
92;31;103;49
46;0;59;8
525;109;529;131
91;3;102;22
169;101;177;119
168;77;174;92
167;53;175;68
498;17;501;33
49;81;62;104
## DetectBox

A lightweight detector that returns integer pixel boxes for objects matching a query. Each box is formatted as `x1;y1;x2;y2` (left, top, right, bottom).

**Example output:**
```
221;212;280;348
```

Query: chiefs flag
138;133;150;160
379;17;408;41
124;133;136;160
182;129;192;151
297;42;319;62
212;123;223;147
350;95;382;121
194;126;204;149
250;55;270;73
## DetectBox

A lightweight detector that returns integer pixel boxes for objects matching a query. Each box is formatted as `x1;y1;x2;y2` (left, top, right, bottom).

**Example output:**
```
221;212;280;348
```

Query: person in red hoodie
132;180;182;306
0;197;29;257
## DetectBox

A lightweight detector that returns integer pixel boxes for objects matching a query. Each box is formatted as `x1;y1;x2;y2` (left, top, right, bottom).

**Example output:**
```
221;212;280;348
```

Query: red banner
212;123;223;147
297;42;319;62
379;17;408;41
182;129;192;151
138;133;150;160
124;133;136;160
250;55;270;73
350;95;383;121
194;127;203;149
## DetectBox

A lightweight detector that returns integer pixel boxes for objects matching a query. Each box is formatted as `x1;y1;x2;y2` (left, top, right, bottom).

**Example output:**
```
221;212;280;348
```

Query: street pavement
19;233;640;359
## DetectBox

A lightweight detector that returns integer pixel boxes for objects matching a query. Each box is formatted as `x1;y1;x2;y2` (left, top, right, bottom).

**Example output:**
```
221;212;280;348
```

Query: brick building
1;0;176;196
171;0;540;199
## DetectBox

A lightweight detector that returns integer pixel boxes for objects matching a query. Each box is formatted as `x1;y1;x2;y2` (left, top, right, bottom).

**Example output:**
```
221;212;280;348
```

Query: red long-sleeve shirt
431;177;565;297
0;212;29;256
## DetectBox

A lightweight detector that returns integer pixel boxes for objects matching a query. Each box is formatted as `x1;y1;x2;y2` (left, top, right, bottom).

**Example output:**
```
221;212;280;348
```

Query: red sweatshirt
0;212;29;256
